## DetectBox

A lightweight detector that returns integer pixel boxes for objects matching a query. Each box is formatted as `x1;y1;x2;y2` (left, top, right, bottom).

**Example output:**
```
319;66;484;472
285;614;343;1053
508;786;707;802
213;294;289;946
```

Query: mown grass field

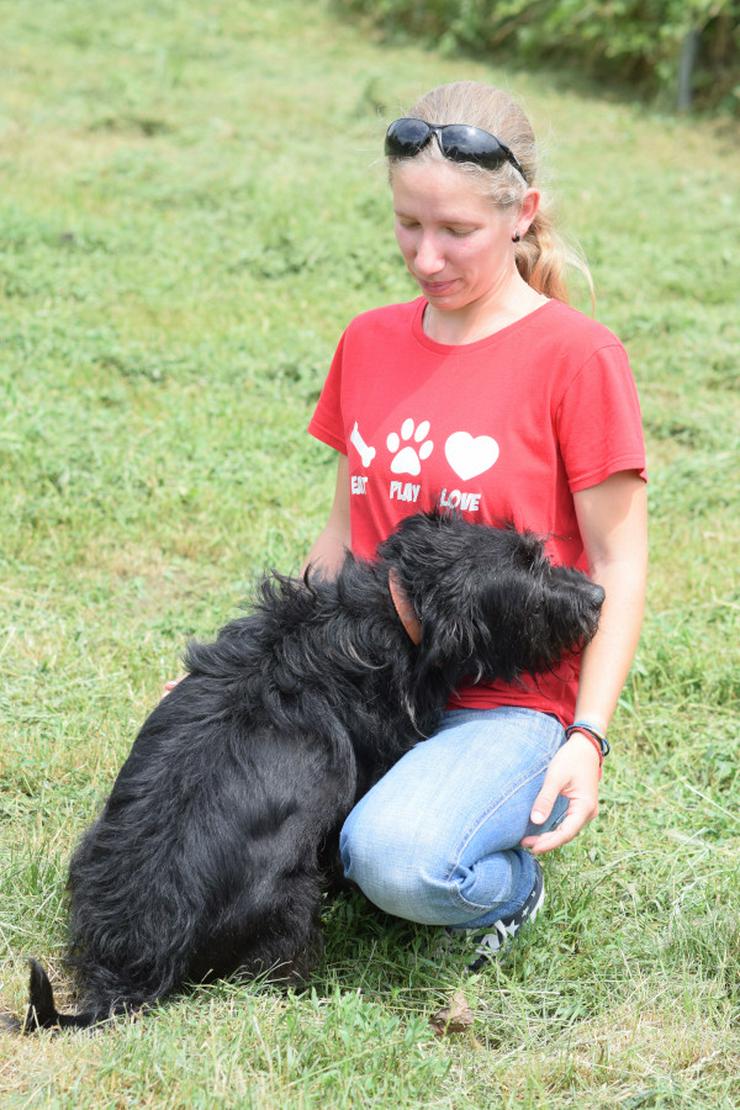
1;1;738;1105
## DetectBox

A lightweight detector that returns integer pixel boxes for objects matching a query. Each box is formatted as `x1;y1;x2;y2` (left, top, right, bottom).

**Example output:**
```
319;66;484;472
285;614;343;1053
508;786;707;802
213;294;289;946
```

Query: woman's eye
447;227;473;237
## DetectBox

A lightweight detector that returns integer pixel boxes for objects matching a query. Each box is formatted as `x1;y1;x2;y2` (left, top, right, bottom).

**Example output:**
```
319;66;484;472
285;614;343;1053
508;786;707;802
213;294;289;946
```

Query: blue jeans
340;707;569;928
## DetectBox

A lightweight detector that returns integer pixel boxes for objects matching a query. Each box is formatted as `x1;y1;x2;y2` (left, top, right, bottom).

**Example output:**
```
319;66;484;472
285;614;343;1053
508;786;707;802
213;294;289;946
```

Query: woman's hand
161;678;183;699
520;731;601;855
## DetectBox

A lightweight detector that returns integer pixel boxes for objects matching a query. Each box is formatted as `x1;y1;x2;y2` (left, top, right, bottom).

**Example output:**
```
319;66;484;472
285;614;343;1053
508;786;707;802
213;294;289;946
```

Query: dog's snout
587;582;605;610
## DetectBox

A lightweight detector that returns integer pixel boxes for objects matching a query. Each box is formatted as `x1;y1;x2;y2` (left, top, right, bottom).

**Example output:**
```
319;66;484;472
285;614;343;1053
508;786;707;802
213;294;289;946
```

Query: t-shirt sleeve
307;330;348;454
555;343;647;492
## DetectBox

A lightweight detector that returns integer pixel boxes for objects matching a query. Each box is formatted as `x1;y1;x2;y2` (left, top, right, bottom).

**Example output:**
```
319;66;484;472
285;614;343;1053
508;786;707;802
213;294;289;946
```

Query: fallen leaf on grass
430;990;474;1036
0;1011;21;1033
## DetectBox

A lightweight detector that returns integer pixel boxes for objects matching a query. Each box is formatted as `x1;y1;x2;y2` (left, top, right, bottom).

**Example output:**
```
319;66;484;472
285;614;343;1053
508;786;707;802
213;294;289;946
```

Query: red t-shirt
308;296;646;725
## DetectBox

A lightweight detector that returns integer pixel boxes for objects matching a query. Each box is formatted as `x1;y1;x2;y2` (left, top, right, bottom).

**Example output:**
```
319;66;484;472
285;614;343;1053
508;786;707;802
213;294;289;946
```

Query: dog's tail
21;960;106;1033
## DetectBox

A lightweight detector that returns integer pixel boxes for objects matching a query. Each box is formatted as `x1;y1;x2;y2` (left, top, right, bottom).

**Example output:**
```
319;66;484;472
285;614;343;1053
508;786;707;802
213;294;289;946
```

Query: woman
305;81;647;971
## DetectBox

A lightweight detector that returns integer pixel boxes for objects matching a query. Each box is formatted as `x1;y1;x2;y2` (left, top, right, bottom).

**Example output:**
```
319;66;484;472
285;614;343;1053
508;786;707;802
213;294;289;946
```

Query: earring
512;231;521;243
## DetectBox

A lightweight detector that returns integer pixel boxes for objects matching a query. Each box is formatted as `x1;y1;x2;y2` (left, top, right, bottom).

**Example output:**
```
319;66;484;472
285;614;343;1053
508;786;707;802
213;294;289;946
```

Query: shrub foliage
336;0;738;111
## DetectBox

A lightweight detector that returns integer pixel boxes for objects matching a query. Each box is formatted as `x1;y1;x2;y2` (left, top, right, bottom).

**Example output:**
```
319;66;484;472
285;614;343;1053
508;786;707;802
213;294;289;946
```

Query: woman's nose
413;234;445;276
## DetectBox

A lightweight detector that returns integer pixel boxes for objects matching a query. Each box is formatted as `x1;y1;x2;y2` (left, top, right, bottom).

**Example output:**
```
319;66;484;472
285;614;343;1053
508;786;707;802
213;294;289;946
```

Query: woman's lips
418;278;458;296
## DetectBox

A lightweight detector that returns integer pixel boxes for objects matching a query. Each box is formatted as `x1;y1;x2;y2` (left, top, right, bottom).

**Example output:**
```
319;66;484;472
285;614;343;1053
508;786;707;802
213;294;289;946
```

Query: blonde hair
389;81;593;306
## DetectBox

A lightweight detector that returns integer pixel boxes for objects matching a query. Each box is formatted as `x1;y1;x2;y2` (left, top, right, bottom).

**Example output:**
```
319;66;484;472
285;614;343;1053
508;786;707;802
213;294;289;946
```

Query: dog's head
378;512;604;690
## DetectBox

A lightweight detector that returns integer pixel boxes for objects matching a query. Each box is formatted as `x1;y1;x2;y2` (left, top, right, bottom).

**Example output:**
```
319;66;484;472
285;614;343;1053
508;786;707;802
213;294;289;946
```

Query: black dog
19;512;603;1031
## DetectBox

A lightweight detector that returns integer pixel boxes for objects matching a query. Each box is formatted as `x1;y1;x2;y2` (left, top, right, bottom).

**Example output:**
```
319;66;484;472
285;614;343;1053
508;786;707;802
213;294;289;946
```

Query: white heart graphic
444;432;499;480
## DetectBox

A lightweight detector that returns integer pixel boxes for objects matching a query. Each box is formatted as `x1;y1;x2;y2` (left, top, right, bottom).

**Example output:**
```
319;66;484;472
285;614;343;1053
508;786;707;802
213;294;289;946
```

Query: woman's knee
339;800;402;893
340;802;443;922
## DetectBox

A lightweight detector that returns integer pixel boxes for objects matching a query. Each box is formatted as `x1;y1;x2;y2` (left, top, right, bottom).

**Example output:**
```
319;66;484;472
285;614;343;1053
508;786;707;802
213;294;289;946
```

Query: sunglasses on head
384;117;528;184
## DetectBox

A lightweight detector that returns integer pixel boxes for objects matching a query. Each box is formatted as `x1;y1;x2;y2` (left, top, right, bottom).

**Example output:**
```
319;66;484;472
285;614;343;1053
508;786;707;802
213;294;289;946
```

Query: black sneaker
464;859;545;972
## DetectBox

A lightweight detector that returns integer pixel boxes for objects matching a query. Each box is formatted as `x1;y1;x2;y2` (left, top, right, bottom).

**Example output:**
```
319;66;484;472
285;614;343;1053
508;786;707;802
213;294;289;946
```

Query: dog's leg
317;824;353;899
236;891;325;986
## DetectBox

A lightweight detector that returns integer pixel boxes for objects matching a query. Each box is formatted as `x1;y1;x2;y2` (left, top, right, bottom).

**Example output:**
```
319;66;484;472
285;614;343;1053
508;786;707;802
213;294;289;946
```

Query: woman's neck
423;274;548;346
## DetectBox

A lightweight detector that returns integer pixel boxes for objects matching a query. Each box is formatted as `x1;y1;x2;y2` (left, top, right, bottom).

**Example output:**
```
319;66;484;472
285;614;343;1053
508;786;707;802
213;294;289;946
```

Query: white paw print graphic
387;418;434;476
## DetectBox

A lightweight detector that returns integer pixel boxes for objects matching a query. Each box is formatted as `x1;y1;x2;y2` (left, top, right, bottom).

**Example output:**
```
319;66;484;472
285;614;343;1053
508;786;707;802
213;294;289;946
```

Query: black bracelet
564;720;610;759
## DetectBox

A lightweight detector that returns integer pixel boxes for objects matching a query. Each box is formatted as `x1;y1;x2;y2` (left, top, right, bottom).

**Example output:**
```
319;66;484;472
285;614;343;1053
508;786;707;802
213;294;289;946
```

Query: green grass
1;0;738;1105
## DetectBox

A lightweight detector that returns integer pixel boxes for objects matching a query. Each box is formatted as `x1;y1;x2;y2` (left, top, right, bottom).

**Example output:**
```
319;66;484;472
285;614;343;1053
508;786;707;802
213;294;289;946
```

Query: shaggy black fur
19;512;603;1031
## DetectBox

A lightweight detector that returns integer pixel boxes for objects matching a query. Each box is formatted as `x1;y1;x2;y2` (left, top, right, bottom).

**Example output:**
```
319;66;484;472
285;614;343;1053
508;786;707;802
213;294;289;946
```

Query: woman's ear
518;188;541;235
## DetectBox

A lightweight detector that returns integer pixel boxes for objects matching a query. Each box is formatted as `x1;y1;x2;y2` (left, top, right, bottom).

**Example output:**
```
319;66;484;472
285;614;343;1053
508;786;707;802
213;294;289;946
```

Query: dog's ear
413;564;496;690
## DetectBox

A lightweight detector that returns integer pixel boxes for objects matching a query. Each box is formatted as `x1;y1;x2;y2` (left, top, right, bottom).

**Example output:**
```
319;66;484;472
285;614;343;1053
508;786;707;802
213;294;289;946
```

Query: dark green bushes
335;0;738;111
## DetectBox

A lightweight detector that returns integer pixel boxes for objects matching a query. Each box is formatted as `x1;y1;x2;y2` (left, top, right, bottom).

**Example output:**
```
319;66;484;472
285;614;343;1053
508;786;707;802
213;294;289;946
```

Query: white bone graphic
350;421;376;468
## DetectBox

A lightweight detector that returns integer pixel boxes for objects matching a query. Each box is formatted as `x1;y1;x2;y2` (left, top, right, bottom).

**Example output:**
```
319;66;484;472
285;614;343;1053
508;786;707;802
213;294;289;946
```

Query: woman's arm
521;470;648;855
301;454;351;578
569;472;648;732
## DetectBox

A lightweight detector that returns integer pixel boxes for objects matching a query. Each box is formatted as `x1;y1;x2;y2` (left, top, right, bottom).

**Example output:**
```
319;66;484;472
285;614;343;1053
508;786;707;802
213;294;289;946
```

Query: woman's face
391;158;525;311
